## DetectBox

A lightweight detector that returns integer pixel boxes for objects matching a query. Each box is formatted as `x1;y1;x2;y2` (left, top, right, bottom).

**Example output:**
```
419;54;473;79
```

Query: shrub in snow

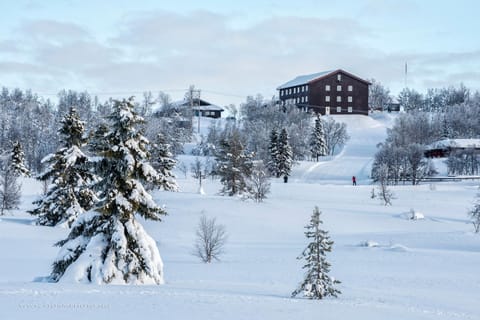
469;194;480;233
359;240;380;247
0;160;21;215
409;208;425;220
244;161;271;203
29;108;96;228
292;206;341;300
50;98;168;284
194;214;227;263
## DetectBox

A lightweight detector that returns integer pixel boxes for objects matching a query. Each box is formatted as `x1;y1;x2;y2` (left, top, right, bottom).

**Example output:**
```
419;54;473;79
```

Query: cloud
0;11;479;105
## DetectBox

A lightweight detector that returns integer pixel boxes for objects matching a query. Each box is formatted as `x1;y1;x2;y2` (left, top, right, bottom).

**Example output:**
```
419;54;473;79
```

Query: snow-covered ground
1;114;479;320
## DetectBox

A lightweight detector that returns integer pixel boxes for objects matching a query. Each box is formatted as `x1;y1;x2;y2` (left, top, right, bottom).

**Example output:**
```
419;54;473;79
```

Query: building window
325;95;330;102
348;106;353;113
348;85;353;91
296;97;300;103
336;96;341;102
280;90;284;96
337;74;342;81
325;85;330;91
348;96;353;103
305;96;309;102
301;96;304;103
337;106;342;113
306;86;309;92
301;86;305;92
337;85;342;91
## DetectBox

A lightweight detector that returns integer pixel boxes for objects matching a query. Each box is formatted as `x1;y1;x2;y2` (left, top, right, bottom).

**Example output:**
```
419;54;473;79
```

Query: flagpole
405;62;408;88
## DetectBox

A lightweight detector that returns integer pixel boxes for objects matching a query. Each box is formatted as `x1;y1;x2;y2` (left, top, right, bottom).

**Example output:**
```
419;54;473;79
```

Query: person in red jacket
352;176;357;186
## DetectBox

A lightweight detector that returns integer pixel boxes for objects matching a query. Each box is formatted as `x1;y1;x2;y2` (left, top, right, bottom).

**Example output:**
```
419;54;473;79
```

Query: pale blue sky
1;0;479;105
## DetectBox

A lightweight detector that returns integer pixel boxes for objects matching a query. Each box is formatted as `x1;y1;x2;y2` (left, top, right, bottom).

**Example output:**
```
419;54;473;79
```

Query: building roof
426;139;480;150
277;69;371;90
173;98;224;111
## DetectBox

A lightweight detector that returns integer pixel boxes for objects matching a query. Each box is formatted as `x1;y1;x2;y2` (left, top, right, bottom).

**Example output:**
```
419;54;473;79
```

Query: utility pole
186;85;201;133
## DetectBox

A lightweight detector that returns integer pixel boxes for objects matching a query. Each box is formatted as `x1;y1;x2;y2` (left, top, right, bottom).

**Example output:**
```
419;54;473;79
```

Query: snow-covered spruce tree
292;206;341;299
469;193;480;233
11;141;30;177
267;129;279;177
29;108;96;227
215;129;253;196
309;116;327;161
50;98;167;284
149;132;177;191
277;128;293;183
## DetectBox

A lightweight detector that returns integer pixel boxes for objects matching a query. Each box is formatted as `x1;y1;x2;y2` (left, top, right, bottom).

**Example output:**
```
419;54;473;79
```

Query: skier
352;176;356;186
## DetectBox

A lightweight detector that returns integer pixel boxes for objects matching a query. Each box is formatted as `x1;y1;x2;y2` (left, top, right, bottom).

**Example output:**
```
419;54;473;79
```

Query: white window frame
305;96;309;102
325;106;330;115
348;85;353;92
325;95;330;102
337;85;342;91
325;85;330;91
337;74;342;81
348;96;353;103
336;106;342;113
336;96;341;102
348;106;353;113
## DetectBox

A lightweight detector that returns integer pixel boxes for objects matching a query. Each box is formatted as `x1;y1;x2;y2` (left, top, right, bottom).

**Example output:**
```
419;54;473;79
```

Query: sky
1;0;479;106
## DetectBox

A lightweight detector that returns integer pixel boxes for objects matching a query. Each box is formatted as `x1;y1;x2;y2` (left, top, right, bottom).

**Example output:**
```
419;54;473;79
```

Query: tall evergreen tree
50;98;167;284
267;129;279;177
215;129;253;196
309;116;327;161
30;108;96;227
149;132;178;191
10;141;30;177
292;206;341;299
277;128;293;182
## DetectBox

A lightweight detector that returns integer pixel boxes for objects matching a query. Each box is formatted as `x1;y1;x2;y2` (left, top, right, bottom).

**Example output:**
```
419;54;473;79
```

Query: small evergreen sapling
309;116;327;161
11;141;30;177
277;128;293;183
292;206;341;299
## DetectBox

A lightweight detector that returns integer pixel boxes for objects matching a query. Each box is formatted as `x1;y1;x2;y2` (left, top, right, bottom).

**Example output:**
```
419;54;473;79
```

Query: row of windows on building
326;96;353;103
280;84;354;97
327;106;354;113
283;96;309;104
280;85;308;96
326;85;353;92
282;95;354;105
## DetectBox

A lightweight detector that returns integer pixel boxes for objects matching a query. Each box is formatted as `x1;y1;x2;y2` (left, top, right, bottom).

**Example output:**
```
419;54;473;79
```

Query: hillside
1;114;479;320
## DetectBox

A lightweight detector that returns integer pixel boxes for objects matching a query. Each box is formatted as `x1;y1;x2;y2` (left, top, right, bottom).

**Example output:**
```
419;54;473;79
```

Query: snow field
1;114;480;320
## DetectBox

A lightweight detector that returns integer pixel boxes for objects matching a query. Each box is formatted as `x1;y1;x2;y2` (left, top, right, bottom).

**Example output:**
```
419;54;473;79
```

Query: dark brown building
277;69;370;115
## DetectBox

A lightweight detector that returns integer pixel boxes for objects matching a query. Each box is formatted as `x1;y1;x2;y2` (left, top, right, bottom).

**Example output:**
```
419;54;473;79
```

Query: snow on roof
277;70;333;89
172;99;224;111
427;139;480;150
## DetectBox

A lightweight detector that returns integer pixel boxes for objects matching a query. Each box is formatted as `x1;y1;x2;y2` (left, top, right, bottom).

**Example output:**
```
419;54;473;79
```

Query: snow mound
386;244;409;252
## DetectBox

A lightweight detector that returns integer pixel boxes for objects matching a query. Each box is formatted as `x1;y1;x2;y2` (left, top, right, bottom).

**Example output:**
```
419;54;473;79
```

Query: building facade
277;69;370;115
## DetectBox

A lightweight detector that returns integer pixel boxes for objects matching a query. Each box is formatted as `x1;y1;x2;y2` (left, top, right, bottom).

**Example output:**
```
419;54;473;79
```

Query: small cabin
174;98;224;118
424;139;480;158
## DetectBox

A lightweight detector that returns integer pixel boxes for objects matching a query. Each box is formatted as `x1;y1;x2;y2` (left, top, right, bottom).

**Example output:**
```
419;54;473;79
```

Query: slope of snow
1;114;480;320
